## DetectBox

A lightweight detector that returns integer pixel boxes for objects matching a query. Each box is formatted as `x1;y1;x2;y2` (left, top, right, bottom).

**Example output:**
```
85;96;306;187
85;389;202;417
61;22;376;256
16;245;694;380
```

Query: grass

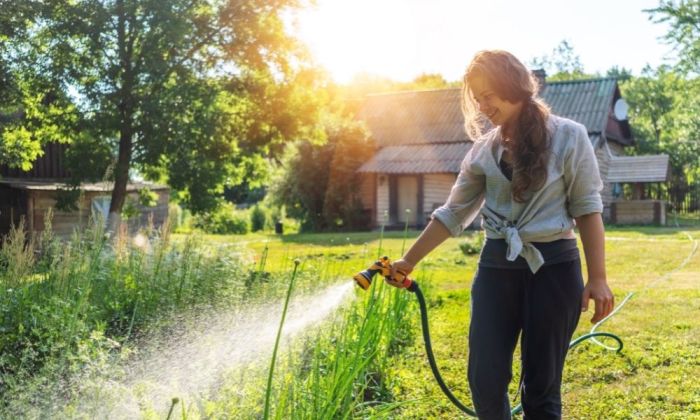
197;222;700;419
0;213;339;418
2;214;699;419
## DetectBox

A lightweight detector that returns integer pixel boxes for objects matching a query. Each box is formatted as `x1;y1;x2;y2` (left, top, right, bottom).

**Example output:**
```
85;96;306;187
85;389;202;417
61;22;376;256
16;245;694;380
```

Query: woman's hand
386;258;415;288
581;279;614;323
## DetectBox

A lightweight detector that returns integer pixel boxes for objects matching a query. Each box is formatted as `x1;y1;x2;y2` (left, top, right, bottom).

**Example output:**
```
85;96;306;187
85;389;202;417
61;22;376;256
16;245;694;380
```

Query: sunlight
290;0;420;83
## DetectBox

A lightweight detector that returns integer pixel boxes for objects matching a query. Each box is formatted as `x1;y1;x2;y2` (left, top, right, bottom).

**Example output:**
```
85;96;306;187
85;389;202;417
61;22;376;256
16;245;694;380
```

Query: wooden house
355;75;669;229
0;142;170;239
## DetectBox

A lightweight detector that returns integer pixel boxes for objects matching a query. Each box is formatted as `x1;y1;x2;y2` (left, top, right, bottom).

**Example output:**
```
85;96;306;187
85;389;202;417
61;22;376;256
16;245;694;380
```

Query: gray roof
357;143;470;173
356;77;633;174
606;154;670;183
357;89;466;147
357;78;629;147
541;78;619;138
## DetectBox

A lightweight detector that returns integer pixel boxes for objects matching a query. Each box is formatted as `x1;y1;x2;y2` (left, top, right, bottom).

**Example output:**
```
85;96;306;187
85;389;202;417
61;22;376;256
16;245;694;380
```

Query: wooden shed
355;74;666;229
0;142;170;239
606;154;670;225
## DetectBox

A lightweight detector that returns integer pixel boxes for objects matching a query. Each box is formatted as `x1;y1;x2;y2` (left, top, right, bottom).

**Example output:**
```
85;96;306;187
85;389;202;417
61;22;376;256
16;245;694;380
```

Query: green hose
408;281;623;417
397;214;697;416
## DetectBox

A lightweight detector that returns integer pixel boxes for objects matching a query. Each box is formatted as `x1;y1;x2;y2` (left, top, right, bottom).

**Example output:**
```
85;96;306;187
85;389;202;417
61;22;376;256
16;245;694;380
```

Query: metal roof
606;154;670;183
541;78;617;136
357;89;467;147
357;78;625;148
356;78;632;174
357;143;471;174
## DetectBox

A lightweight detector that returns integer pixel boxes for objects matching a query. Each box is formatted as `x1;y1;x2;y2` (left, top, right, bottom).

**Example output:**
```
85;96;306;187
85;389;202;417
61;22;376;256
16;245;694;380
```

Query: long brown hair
462;50;551;202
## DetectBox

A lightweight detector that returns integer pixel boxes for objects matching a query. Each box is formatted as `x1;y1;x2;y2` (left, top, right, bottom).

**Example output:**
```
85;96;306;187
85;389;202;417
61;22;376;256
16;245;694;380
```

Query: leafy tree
642;1;700;208
269;116;375;231
620;65;700;206
0;0;323;231
530;40;592;81
338;72;458;99
606;66;634;82
646;0;700;75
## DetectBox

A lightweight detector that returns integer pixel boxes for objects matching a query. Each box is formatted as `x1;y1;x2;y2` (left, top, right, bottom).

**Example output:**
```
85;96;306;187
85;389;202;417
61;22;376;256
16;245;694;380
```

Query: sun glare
291;0;420;83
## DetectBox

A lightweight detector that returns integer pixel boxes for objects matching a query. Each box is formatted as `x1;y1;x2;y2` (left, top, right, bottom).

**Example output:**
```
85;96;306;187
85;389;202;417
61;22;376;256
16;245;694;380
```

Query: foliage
646;0;700;75
620;65;700;207
0;216;244;412
337;72;460;99
458;231;484;255
269;116;375;232
530;40;591;81
192;202;251;234
137;187;158;208
0;0;325;219
54;187;82;212
250;204;270;232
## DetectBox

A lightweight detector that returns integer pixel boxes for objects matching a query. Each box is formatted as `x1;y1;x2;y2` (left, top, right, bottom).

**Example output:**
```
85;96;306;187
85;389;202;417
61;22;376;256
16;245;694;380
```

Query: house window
91;195;111;223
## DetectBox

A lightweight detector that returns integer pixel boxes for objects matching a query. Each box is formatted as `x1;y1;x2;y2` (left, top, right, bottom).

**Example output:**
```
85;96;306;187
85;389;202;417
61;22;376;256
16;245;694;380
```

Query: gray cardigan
430;114;604;273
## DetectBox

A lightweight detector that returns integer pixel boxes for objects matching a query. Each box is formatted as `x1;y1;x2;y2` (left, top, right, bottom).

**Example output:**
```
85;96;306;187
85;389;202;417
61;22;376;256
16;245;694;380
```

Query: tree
646;0;700;75
338;72;457;100
269;115;375;232
606;66;633;82
530;40;592;81
1;0;323;231
620;65;700;207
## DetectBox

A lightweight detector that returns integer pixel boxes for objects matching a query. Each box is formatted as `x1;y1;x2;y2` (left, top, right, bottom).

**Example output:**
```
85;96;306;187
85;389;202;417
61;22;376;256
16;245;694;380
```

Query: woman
387;50;615;419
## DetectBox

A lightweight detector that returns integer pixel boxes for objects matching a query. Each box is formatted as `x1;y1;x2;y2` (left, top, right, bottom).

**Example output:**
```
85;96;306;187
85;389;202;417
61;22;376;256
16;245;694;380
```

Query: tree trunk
107;0;135;235
107;127;132;233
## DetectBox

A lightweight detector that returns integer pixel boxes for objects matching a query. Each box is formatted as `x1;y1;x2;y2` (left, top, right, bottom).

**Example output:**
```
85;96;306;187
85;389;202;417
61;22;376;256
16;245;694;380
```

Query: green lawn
199;223;700;419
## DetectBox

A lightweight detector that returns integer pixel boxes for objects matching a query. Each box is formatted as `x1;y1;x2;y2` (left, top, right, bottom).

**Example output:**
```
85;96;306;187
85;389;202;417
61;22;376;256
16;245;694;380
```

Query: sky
287;0;677;84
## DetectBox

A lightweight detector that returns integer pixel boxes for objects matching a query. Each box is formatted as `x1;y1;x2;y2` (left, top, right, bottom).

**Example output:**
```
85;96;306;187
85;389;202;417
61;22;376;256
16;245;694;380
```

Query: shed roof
357;143;470;174
606;154;670;183
0;177;169;192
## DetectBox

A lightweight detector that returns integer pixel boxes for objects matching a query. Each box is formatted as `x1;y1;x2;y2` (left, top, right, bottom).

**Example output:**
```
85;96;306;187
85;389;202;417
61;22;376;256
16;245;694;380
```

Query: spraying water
50;281;356;418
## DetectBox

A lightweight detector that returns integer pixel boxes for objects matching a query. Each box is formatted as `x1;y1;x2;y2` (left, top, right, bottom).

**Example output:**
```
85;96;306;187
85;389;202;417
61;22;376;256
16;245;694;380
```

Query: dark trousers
467;259;584;420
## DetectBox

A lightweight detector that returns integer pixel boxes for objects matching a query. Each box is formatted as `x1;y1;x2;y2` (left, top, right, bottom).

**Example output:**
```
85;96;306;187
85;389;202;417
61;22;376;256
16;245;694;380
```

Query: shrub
193;202;250;234
459;231;484;255
250;204;270;232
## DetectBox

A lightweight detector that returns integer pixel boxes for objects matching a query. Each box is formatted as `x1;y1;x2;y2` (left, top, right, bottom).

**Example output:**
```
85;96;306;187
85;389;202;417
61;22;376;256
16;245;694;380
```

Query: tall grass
0;211;325;416
207;253;420;419
1;209;425;418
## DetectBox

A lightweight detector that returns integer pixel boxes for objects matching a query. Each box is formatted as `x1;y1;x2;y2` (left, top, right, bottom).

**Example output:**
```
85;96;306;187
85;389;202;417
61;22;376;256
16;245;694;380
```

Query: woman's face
469;74;523;128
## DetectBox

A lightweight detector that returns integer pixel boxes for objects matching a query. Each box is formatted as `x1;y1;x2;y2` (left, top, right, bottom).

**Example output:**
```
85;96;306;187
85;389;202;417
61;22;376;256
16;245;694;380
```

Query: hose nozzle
353;256;415;292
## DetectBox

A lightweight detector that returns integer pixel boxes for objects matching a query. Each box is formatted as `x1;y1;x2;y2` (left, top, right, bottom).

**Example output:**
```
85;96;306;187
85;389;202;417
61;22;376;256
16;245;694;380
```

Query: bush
459;231;484;255
193;202;250;234
250;204;270;232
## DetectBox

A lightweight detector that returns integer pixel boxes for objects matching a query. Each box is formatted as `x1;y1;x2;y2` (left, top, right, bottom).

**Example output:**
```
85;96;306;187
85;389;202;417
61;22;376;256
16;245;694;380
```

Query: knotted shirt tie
481;206;545;274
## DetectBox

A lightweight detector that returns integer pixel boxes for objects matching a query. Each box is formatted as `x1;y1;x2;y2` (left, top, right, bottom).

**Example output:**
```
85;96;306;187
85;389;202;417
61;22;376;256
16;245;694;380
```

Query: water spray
353;256;624;417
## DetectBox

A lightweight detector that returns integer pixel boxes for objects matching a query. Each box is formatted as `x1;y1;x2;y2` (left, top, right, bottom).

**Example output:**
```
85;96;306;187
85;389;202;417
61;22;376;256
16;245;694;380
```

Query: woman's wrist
402;253;419;268
587;273;607;284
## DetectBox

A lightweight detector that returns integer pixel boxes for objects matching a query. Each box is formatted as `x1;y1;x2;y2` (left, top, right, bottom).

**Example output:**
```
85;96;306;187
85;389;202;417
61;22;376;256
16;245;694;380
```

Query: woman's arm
387;219;451;287
386;142;486;287
575;212;614;323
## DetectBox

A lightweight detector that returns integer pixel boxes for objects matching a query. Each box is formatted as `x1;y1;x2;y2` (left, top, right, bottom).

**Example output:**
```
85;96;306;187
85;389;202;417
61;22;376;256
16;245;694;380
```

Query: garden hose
353;215;698;417
411;280;623;417
353;257;624;417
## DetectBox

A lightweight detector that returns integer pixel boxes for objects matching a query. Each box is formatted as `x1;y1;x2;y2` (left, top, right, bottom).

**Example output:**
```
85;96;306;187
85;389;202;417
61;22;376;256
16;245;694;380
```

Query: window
91;195;111;223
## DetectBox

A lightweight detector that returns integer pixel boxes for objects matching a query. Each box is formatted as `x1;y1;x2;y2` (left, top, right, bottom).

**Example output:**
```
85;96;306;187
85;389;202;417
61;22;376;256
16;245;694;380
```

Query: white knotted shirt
430;114;604;273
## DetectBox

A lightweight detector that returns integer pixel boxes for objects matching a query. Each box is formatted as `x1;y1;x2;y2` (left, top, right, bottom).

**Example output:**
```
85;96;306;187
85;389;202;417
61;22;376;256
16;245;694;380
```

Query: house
0;142;170;239
355;74;670;229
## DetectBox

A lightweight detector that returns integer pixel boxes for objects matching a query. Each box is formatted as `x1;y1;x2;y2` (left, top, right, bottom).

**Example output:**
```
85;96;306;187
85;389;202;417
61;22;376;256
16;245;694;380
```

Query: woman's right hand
386;258;416;288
